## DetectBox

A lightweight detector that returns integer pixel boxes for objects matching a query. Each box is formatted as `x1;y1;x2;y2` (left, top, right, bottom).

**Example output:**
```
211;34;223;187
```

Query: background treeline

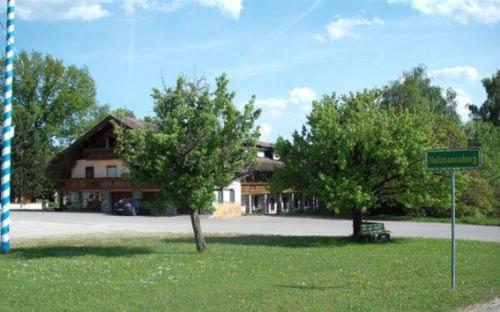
271;66;499;235
8;51;499;226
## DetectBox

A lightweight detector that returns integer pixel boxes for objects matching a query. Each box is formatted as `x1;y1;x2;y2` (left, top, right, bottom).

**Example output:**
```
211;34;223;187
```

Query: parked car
112;198;141;216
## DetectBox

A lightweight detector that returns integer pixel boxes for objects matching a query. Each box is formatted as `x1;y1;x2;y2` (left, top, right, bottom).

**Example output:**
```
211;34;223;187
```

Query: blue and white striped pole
1;0;15;254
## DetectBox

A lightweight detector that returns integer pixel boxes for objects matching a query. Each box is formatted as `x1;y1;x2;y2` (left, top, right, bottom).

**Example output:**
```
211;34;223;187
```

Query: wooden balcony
241;181;271;195
59;178;135;191
82;148;118;160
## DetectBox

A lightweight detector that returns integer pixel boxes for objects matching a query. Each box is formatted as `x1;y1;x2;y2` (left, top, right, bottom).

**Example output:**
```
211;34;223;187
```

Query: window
85;166;94;178
217;190;224;203
107;137;116;148
106;166;117;178
229;189;235;203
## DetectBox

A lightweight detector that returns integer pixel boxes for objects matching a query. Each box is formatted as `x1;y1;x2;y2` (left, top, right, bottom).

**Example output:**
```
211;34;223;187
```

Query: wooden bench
360;222;391;242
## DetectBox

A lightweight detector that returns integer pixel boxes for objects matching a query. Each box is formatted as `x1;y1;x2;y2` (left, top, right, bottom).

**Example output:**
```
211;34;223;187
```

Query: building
48;115;311;216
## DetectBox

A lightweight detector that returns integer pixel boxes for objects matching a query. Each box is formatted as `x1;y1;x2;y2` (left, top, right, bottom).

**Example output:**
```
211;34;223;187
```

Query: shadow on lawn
277;284;337;291
162;235;406;248
10;245;154;259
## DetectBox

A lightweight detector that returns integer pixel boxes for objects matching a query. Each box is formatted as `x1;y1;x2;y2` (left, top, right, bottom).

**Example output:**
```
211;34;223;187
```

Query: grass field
1;235;499;311
370;215;500;226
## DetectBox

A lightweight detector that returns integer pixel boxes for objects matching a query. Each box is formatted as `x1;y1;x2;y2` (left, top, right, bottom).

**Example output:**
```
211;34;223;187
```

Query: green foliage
273;90;455;230
464;121;500;215
115;74;260;213
380;66;460;122
113;107;136;118
11;51;104;200
469;70;500;126
140;198;178;216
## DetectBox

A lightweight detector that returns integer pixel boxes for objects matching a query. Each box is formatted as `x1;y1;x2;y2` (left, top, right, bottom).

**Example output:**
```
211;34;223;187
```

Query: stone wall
213;203;241;218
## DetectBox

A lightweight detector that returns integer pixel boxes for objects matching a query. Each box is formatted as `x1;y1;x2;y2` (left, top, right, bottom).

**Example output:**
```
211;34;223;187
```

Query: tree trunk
190;209;206;252
352;209;363;241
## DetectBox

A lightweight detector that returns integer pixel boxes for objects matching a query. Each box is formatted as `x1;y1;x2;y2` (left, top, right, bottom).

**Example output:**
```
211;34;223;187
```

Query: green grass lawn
370;215;500;226
1;236;499;311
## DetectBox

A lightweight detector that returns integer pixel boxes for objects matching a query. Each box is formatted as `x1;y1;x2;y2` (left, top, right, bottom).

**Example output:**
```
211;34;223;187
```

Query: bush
141;199;177;216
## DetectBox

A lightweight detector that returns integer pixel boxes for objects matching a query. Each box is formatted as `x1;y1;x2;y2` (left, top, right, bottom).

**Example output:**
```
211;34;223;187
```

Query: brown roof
254;157;283;171
48;114;279;180
48;115;144;179
256;140;274;148
119;116;146;130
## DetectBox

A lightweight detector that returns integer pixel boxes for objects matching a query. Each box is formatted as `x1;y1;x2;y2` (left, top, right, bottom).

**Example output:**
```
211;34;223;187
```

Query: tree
11;51;104;200
272;90;453;239
380;66;460;122
115;75;260;252
469;70;500;126
464;121;500;214
112;107;136;118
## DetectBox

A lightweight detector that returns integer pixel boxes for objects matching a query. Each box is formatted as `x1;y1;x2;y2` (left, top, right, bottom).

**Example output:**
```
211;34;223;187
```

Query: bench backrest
361;222;385;232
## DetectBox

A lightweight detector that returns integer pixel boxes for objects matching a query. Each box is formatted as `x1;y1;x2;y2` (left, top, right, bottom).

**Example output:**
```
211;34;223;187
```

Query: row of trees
8;50;498;249
272;67;499;238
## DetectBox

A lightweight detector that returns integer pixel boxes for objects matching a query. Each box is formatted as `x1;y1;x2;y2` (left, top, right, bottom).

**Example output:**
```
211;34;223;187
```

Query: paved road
10;211;500;243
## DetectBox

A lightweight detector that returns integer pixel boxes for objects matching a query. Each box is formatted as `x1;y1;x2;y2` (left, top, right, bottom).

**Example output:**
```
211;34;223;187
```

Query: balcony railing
241;181;270;195
82;148;118;160
59;178;136;191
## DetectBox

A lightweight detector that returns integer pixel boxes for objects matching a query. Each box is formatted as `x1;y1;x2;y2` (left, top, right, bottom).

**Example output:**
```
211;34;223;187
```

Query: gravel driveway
10;211;500;243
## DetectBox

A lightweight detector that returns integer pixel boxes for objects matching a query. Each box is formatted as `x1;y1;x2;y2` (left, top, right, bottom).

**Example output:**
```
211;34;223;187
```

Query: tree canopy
11;51;105;201
380;66;460;122
115;75;260;251
272;90;457;238
469;70;500;126
272;66;500;238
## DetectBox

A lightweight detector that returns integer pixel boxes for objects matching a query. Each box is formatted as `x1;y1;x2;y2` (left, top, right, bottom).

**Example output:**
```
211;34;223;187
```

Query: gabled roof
48;114;279;180
47;114;144;180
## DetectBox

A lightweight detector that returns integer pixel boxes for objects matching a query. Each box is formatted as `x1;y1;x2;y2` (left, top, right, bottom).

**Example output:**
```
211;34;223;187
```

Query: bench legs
377;233;390;242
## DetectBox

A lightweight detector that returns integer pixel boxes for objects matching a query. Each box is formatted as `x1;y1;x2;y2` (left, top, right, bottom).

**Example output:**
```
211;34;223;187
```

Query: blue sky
9;0;500;141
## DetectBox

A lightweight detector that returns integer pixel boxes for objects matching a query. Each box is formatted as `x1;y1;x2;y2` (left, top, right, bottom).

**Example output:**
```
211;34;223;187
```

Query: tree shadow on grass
10;245;154;260
277;284;337;291
161;235;409;249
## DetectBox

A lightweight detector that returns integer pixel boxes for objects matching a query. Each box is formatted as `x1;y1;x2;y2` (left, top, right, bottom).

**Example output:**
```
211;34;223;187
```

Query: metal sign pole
426;148;483;290
451;169;456;289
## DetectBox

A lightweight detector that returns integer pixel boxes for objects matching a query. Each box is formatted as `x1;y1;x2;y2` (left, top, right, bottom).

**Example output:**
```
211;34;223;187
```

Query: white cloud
430;66;480;81
259;123;273;141
254;98;287;119
123;0;243;19
318;16;384;41
389;0;500;24
453;88;473;121
254;87;317;119
254;98;287;110
198;0;243;19
17;0;110;21
289;87;317;105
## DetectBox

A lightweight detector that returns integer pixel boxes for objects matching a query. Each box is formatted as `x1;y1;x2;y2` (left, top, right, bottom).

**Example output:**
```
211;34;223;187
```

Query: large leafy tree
115;75;260;252
272;90;453;239
380;66;460;122
11;51;103;201
469;70;500;126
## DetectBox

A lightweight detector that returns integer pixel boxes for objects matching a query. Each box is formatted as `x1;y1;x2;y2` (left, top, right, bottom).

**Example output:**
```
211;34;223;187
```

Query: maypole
1;0;15;254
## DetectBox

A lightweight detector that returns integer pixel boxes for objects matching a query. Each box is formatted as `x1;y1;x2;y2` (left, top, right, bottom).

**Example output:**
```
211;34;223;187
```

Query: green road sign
425;148;482;290
426;148;482;170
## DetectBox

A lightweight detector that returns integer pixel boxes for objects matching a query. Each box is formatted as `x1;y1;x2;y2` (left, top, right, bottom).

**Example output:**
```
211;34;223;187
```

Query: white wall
71;159;127;178
213;178;241;205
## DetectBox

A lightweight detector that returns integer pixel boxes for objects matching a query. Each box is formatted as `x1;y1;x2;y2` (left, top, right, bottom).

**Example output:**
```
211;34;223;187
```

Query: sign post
450;169;456;289
426;148;482;289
